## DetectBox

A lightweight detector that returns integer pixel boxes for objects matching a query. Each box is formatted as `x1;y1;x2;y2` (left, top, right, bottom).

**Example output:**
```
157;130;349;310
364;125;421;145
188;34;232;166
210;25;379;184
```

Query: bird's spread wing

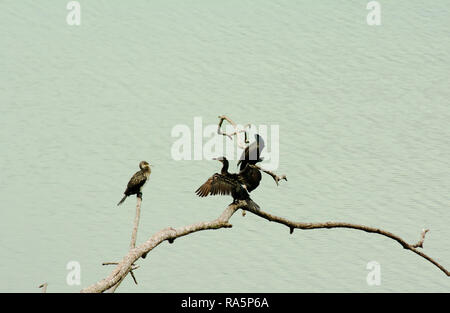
195;173;235;197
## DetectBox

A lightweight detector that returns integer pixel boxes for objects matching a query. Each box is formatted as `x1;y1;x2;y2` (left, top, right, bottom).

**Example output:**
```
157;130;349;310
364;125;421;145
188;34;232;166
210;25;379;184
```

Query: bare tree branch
130;197;142;250
250;164;287;185
130;270;138;285
217;115;250;149
104;196;143;293
81;202;241;292
412;229;430;249
81;203;240;293
102;262;139;271
38;282;48;293
81;201;448;293
242;207;449;277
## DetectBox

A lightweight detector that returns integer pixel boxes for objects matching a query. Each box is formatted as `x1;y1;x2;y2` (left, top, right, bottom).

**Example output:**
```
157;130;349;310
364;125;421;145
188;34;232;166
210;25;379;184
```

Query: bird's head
212;156;227;163
139;161;152;171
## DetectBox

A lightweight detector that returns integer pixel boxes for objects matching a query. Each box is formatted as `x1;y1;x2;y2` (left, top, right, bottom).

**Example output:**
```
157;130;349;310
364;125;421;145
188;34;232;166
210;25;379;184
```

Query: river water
0;1;449;292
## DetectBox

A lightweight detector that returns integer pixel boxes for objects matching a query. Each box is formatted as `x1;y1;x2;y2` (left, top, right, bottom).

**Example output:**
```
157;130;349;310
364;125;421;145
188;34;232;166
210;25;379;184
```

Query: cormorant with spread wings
195;156;260;211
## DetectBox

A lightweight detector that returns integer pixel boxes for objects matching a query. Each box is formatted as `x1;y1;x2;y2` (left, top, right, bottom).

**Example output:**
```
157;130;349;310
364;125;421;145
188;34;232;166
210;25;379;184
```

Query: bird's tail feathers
117;195;127;206
246;198;260;211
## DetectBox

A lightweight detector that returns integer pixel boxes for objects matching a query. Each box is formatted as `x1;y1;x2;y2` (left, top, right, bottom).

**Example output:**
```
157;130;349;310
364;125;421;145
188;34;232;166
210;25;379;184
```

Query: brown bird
117;161;152;206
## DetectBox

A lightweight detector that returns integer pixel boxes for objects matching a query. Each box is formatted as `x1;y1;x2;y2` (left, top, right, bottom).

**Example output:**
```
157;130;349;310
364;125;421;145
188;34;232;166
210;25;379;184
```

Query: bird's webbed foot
230;199;239;206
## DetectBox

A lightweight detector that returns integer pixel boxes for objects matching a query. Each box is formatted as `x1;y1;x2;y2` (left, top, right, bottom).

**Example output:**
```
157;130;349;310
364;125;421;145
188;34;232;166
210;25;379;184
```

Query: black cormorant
238;162;262;193
236;134;265;192
237;133;265;170
195;157;260;211
117;161;152;206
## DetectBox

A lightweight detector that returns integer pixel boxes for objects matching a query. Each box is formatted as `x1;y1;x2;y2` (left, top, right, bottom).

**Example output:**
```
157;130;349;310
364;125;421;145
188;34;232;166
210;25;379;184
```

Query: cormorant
236;134;265;192
195;156;260;211
238;162;262;192
117;161;152;206
237;133;265;171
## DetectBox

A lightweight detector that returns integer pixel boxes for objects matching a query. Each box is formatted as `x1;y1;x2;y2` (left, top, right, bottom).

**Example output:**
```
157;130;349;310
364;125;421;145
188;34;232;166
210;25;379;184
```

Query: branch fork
217;115;251;149
412;229;430;249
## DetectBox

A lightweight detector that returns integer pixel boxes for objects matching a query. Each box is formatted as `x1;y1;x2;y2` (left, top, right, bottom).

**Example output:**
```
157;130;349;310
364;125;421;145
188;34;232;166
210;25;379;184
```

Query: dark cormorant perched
236;134;265;192
237;133;265;171
238;162;262;193
195;156;260;211
117;161;152;206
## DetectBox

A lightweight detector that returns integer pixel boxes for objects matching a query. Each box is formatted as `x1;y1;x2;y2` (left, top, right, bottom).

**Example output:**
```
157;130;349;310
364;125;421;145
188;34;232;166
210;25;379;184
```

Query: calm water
0;1;449;292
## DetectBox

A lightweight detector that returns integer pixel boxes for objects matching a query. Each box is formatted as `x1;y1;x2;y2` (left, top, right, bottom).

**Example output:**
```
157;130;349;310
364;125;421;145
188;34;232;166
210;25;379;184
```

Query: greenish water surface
0;1;449;292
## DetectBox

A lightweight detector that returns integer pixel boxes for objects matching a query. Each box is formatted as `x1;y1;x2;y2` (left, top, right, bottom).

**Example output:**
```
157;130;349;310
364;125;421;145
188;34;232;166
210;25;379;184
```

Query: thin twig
217;115;250;149
412;229;430;248
250;164;287;185
105;196;142;293
130;270;138;285
103;262;139;271
38;282;48;293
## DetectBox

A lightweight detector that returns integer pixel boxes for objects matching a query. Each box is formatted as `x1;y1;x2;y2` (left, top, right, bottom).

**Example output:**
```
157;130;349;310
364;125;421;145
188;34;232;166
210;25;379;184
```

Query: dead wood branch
81;202;240;293
105;196;143;293
81;202;448;292
217;115;251;149
412;229;430;248
250;164;287;185
242;207;448;276
38;282;48;293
